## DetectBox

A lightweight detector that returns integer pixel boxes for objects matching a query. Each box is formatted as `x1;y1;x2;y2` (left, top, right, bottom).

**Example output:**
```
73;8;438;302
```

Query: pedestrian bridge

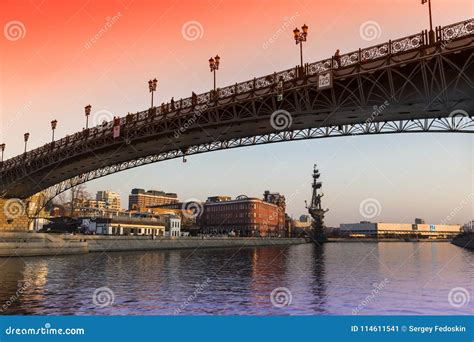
0;19;473;200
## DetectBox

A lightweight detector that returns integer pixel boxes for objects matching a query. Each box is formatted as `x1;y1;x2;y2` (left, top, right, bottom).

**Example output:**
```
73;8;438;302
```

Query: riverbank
0;232;306;257
326;237;454;242
451;233;474;250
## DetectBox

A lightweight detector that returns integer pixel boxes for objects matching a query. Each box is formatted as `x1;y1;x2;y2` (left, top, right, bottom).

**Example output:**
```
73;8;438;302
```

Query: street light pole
293;24;308;68
51;120;57;142
422;0;435;44
84;104;91;129
24;133;29;153
0;144;5;162
209;55;220;91
148;78;157;108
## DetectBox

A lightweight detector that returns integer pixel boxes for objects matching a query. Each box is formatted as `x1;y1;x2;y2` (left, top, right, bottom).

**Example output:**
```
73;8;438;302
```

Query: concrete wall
377;223;414;231
0;232;306;257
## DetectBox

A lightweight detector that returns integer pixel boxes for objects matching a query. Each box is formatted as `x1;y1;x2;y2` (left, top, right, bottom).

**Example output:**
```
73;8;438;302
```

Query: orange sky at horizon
1;0;472;155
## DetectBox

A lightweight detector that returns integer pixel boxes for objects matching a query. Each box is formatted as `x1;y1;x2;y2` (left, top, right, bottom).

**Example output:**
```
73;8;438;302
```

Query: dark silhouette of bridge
0;19;473;201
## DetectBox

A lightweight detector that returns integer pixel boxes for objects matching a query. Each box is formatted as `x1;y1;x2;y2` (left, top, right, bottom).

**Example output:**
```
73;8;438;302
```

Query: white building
96;191;122;211
340;221;462;238
162;215;181;237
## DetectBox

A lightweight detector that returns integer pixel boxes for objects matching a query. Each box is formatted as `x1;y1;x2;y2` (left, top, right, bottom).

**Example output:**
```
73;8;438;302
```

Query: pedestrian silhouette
334;49;341;68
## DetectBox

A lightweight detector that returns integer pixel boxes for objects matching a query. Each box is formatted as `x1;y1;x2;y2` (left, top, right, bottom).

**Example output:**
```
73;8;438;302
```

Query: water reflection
0;242;472;315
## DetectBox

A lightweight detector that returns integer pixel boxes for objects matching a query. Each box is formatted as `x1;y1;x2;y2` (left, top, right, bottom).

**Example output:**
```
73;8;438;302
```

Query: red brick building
200;192;286;237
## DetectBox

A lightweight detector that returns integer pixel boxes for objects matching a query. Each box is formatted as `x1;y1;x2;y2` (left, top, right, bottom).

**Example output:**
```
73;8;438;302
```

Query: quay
451;233;474;250
0;232;306;257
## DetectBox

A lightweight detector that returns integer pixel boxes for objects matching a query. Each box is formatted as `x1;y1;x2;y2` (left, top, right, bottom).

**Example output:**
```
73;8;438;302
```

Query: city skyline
1;0;472;226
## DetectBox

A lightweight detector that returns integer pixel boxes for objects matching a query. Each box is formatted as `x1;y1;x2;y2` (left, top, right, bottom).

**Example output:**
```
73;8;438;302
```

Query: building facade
81;216;165;236
128;189;178;210
339;221;462;238
200;192;285;237
96;191;121;211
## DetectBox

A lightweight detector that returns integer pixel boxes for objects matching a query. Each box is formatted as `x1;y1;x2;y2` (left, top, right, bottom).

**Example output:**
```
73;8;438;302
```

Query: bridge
0;19;473;203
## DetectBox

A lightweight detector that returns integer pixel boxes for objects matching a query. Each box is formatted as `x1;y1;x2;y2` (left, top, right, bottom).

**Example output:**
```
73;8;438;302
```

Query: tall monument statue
306;164;328;243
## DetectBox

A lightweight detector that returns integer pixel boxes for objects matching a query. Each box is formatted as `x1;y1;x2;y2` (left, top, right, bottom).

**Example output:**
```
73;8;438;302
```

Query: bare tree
69;184;90;217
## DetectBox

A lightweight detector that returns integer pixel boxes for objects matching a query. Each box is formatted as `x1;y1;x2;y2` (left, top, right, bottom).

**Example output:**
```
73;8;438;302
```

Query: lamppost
51;119;57;142
421;0;435;44
84;104;91;129
148;78;157;108
0;143;5;162
209;55;220;91
293;24;308;68
24;133;29;153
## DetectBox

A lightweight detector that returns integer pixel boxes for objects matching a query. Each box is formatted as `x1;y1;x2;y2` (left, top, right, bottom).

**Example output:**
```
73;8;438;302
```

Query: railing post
388;40;392;55
358;48;362;63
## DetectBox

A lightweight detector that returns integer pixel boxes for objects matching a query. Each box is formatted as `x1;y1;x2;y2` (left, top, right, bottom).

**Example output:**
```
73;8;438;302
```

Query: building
162;214;181;237
339;221;462;239
146;202;202;235
96;191;121;211
80;216;165;236
128;188;178;210
200;191;286;237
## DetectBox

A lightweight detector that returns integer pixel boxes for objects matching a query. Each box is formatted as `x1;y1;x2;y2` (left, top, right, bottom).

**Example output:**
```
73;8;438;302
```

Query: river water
0;242;472;315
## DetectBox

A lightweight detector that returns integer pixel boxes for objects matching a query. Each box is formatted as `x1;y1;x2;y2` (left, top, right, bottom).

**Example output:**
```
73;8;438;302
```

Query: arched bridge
1;19;473;200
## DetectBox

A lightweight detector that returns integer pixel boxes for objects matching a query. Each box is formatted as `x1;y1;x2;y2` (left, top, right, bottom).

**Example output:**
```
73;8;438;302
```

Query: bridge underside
0;36;473;201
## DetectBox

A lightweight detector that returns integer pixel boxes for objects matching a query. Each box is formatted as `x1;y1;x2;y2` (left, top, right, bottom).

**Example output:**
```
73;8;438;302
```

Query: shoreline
0;232;307;257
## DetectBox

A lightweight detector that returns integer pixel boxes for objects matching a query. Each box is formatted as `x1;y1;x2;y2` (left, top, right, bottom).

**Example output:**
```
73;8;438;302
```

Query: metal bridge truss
37;116;472;204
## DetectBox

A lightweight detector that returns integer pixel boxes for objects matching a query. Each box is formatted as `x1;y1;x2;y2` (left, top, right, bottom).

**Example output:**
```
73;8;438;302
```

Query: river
0;242;472;315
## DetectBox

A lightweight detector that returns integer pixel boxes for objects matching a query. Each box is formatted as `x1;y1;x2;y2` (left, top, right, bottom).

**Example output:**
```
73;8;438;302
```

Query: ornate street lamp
24;132;30;153
209;55;220;91
0;143;5;162
293;24;308;67
148;78;158;108
51;119;58;142
421;0;435;44
84;104;91;129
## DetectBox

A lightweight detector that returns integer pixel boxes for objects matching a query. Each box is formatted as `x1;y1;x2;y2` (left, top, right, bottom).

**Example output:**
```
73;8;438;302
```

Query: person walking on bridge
334;49;341;68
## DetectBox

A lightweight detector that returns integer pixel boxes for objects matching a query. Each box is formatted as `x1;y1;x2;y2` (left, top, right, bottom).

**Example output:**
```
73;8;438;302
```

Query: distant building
96;191;121;211
162;214;181;237
415;218;425;224
80;215;165;236
128;188;178;211
299;215;311;222
200;191;286;237
339;220;461;238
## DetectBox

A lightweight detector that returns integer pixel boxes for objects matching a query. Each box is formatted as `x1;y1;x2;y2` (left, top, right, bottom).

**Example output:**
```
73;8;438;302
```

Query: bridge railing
1;18;473;171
